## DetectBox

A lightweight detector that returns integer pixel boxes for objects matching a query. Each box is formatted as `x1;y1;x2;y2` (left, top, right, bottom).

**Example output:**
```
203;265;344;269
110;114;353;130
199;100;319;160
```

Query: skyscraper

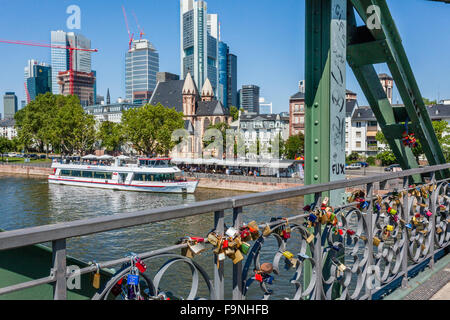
125;39;159;101
25;61;52;103
217;42;237;109
226;52;237;108
3;92;18;120
239;85;260;114
180;0;219;96
51;30;92;94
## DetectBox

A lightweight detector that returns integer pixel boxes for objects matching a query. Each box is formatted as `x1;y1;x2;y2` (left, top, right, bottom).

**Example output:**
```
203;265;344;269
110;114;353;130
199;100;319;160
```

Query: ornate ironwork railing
0;164;449;300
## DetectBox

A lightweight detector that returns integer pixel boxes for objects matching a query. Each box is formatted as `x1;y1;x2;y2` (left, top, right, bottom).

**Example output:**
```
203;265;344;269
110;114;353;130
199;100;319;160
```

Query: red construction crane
122;5;134;50
132;10;145;40
0;38;98;96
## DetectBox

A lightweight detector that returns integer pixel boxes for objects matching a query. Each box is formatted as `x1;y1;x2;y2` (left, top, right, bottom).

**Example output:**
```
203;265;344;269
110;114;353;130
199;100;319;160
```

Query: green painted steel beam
350;0;449;179
347;40;389;66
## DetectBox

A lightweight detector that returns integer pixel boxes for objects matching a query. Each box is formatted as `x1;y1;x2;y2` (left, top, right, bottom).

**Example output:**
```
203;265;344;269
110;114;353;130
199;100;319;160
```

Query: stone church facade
149;73;232;158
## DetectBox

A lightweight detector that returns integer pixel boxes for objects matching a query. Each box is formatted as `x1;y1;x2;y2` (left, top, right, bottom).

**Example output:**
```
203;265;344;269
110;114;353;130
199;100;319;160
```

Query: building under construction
57;70;96;107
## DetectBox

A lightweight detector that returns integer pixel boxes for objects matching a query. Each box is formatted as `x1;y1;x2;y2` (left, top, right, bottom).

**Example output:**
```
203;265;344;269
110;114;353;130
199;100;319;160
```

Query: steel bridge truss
305;0;449;203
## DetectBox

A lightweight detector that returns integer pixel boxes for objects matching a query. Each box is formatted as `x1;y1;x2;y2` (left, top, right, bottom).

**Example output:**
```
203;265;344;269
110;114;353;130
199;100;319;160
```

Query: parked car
346;163;362;170
384;164;402;172
357;161;369;167
40;155;47;159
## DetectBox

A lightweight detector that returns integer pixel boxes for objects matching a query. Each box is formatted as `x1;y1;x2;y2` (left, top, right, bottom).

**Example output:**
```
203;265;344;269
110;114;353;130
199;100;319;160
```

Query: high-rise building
25;60;52;103
51;30;93;95
58;71;95;107
3;92;18;120
180;0;219;96
218;41;228;107
259;97;273;114
226;52;237;108
125;39;159;101
239;85;260;114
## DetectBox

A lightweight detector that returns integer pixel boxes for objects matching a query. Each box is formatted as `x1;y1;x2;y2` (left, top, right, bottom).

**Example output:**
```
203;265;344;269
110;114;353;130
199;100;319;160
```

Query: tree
122;103;184;156
423;97;437;106
97;121;125;154
284;132;304;160
229;106;239;121
203;122;230;157
14;93;96;155
0;137;11;161
376;150;396;166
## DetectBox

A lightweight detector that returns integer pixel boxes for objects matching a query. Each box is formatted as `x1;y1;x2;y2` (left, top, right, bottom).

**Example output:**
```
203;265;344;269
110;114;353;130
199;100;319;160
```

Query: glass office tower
50;30;92;94
125;39;159;101
180;0;218;95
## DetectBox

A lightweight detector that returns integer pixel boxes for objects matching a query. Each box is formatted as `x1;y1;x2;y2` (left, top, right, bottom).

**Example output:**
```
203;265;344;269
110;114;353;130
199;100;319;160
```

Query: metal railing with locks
0;164;449;300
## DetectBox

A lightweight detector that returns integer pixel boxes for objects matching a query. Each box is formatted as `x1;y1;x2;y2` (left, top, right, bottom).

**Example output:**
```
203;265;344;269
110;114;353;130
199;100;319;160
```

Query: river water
0;174;308;299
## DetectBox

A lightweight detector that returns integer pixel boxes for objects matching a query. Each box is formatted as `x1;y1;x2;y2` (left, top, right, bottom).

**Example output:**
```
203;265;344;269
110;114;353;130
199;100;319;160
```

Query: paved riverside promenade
384;254;450;300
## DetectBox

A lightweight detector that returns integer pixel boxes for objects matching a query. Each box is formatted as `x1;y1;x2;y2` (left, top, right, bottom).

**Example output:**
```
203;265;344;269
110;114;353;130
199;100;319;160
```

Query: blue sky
0;0;449;116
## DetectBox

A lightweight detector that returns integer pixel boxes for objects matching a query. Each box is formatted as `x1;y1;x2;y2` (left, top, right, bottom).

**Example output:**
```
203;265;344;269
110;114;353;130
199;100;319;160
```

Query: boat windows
133;173;175;182
60;170;112;180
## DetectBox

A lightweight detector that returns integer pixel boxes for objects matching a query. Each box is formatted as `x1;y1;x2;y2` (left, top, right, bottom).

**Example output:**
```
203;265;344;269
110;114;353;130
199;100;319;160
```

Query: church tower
182;73;198;116
201;78;214;102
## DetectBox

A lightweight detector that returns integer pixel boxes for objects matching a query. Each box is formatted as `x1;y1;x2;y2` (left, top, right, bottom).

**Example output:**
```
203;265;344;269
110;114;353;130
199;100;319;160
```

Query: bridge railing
0;164;449;300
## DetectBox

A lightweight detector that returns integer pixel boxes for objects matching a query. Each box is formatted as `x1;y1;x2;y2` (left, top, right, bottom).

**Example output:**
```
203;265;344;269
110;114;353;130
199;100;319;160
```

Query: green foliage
375;131;388;147
423;97;437;106
0;136;12;160
346;151;360;163
376;151;396;166
367;156;376;166
229;106;239;121
97;121;125;153
203;122;230;157
283;132;304;160
121;103;184;156
14;93;96;155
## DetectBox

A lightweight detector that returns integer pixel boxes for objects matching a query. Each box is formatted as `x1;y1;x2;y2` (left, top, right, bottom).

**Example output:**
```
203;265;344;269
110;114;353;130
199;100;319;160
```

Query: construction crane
132;10;145;40
122;5;134;51
0;39;98;96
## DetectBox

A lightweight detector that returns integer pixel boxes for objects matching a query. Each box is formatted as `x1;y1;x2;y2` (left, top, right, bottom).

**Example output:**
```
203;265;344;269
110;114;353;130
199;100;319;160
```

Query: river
0;174;307;299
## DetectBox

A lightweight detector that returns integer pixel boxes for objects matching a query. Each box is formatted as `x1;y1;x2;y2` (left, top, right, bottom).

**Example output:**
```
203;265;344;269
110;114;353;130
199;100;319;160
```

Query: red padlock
346;229;355;236
135;259;147;273
255;272;263;282
222;239;229;249
282;230;291;239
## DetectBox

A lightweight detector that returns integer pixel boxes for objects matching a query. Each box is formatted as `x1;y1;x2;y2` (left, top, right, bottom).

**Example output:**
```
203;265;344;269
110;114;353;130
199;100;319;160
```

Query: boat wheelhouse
48;157;198;194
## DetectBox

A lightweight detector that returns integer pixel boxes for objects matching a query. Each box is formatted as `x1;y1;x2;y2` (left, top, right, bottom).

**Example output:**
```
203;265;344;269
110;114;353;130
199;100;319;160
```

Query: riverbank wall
0;164;52;176
190;177;303;192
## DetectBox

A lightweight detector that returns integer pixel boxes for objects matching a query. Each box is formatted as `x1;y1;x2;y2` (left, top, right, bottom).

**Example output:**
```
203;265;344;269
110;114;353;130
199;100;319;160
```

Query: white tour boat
48;157;198;194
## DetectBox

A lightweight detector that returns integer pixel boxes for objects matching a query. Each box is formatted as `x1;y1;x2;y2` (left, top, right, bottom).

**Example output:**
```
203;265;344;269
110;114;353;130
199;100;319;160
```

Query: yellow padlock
386;225;394;232
282;251;294;259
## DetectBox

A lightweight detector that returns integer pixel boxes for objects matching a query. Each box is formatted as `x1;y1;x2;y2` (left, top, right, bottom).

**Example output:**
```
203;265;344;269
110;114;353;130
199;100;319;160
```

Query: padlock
222;239;229;249
346;229;355;236
225;247;236;258
338;264;346;272
188;241;207;255
282;251;294;259
289;258;299;268
436;226;443;234
373;237;381;246
247;220;260;233
426;210;432;217
92;268;101;289
234;236;242;248
263;224;272;237
387;207;397;215
260;262;273;274
240;228;252;242
111;279;123;296
303;205;312;212
127;274;139;286
263;275;274;285
240;242;250;255
308;213;318;223
207;233;219;246
232;249;244;264
305;232;314;244
255;272;263;282
386;225;394;232
181;246;194;258
226;227;239;239
359;235;368;241
218;252;226;261
319;213;328;224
